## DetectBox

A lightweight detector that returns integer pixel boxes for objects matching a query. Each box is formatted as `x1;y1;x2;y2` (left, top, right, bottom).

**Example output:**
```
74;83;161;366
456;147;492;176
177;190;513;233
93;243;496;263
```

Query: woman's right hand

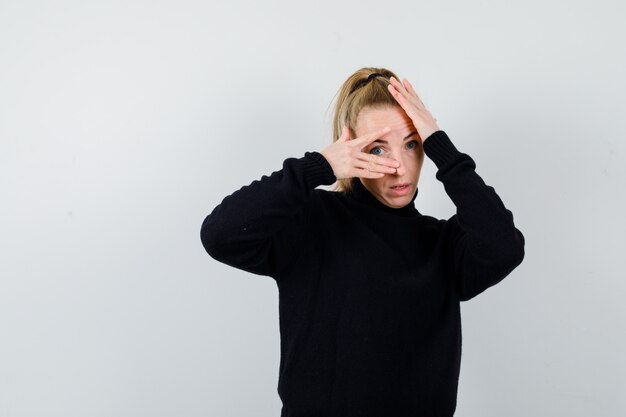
320;126;401;180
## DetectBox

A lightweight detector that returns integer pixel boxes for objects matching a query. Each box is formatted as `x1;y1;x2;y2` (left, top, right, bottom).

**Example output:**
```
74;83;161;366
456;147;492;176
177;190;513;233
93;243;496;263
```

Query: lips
390;183;411;196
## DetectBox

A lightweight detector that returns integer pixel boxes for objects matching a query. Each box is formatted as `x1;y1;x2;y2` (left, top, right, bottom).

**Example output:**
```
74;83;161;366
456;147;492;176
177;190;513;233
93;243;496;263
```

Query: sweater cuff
422;130;463;169
303;151;337;186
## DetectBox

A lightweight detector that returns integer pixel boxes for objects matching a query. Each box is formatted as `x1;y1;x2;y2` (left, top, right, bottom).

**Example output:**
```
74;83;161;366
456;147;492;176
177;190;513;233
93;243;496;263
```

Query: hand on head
387;77;440;141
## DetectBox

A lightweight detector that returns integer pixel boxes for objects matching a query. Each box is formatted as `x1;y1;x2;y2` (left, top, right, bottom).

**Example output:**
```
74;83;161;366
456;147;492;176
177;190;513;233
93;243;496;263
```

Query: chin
384;198;408;208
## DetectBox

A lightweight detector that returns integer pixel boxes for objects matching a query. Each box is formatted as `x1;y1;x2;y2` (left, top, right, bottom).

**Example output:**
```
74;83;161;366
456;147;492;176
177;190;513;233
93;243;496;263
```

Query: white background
1;0;625;416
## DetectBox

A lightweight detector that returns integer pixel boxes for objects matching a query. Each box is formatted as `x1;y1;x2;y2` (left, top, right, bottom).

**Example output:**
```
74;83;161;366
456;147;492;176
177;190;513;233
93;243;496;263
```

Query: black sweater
200;130;525;417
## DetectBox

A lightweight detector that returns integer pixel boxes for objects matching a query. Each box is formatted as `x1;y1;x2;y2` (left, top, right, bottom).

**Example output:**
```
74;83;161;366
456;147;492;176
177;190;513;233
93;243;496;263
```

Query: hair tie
349;72;386;94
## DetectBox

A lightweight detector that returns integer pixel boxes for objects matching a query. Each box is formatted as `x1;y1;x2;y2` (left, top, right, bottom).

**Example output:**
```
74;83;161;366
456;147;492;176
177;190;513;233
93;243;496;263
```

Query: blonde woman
200;67;525;416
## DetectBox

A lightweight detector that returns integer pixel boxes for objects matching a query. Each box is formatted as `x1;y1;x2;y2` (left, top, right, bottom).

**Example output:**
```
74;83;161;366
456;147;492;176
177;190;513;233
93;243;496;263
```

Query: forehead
354;106;413;136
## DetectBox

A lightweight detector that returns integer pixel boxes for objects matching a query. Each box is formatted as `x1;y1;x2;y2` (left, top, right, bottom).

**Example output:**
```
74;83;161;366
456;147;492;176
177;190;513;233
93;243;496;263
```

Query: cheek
411;152;425;167
361;177;385;191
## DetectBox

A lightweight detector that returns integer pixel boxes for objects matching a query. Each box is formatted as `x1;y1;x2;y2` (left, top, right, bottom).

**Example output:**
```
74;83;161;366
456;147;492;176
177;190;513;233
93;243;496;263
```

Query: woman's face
354;105;425;209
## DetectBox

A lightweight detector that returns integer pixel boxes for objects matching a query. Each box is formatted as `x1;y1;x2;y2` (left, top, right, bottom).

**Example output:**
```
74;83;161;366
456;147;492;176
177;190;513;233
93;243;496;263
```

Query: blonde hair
326;67;402;193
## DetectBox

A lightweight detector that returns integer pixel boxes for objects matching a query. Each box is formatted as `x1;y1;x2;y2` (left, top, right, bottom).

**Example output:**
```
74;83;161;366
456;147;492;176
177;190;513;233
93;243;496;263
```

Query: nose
393;157;406;176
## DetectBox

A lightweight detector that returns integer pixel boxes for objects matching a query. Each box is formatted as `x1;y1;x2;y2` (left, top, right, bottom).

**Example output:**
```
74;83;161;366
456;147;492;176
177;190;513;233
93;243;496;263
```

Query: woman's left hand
387;76;441;142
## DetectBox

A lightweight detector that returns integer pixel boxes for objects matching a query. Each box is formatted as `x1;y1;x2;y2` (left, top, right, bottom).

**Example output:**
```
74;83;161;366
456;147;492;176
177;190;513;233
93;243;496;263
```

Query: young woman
200;67;525;417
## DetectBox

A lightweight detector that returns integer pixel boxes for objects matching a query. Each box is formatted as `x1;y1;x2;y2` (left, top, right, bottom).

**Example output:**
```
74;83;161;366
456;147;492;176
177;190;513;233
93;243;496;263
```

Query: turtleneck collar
346;177;420;218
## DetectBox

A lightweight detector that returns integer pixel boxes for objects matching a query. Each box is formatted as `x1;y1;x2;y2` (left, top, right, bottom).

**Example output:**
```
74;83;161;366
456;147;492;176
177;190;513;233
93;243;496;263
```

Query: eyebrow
371;131;418;144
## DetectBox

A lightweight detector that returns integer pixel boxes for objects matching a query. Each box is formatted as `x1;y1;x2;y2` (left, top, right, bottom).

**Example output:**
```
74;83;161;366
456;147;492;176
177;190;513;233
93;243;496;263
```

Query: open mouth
390;183;411;195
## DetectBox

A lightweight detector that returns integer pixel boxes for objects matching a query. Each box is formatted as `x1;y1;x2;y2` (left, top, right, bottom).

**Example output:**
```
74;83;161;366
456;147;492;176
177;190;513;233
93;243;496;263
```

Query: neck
346;177;419;218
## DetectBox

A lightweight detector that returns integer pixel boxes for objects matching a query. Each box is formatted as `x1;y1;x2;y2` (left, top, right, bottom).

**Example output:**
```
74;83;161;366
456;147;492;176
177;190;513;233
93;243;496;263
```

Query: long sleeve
200;151;336;280
423;130;525;301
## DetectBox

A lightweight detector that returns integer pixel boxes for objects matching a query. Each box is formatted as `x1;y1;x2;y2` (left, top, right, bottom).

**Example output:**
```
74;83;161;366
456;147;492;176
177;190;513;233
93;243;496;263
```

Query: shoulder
311;187;345;207
412;213;464;248
306;188;355;220
428;214;465;248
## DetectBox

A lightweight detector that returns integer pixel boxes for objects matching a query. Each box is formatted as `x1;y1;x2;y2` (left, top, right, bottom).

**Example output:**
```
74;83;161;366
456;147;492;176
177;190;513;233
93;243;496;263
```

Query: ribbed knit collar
347;177;419;218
